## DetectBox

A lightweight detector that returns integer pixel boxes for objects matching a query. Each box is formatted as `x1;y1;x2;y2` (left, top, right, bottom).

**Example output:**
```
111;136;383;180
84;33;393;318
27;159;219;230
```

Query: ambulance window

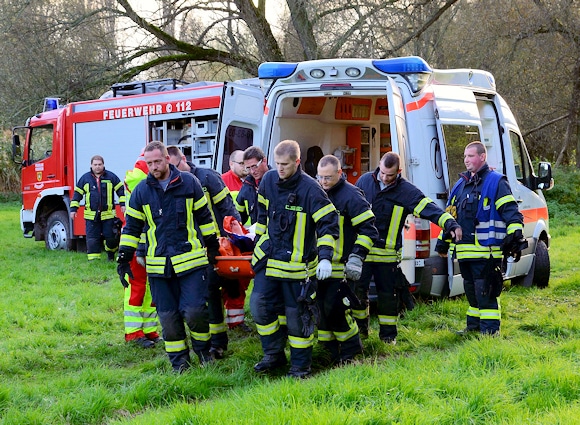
28;125;53;164
223;125;253;173
510;131;532;186
441;124;480;183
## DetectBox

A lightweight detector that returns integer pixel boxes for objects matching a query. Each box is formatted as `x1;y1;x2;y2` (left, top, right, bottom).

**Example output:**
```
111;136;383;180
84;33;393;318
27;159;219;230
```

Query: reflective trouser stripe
256;320;280;336
378;315;398;326
318;329;335;342
288;334;314;349
467;306;480;318
210;321;228;335
480;308;501;321
191;330;211;342
334;314;359;342
165;339;187;353
352;307;369;320
142;311;158;335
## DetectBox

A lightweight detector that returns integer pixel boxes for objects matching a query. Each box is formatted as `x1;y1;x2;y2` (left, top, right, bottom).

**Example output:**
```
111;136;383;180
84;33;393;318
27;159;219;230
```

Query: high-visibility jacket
443;164;523;260
70;169;125;220
325;176;379;278
356;169;458;263
188;161;240;236
253;168;339;280
236;174;260;225
120;164;218;277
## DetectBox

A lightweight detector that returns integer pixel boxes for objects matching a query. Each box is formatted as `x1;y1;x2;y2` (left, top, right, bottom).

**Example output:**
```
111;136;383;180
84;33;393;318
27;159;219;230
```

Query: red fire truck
12;79;264;251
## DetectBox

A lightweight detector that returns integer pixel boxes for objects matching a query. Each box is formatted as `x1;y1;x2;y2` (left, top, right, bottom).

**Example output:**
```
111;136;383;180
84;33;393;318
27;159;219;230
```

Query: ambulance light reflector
258;62;298;79
373;56;433;94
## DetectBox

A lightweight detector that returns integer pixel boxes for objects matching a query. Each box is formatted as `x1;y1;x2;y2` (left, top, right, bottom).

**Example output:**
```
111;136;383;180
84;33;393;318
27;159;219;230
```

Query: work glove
316;259;332;281
344;254;364;281
116;250;133;288
136;256;146;268
435;240;450;255
205;235;221;265
501;229;528;262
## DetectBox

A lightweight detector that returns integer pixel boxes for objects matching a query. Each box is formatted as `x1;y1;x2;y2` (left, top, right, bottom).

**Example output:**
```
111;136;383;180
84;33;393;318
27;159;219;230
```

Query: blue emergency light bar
258;62;298;79
372;56;432;74
258;56;433;95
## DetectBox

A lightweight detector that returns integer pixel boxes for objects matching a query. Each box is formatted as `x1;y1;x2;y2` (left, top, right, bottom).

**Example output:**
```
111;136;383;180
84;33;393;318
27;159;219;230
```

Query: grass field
1;200;579;425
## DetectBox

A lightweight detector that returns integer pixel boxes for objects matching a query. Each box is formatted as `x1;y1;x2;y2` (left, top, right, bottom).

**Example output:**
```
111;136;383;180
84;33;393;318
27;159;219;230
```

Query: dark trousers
207;266;228;350
250;269;316;369
85;216;117;259
148;266;211;369
357;262;399;341
317;278;362;362
459;259;501;334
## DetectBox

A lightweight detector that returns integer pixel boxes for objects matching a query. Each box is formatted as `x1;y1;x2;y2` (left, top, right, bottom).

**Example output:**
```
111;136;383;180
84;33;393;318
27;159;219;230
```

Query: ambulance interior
269;94;393;184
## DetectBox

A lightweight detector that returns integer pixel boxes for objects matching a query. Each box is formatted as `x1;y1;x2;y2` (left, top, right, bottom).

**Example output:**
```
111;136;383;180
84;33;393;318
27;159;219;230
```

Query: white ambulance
255;56;553;296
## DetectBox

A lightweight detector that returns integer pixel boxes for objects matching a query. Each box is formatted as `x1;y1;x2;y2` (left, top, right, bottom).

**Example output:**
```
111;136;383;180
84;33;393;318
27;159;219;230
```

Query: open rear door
215;82;264;173
432;86;484;296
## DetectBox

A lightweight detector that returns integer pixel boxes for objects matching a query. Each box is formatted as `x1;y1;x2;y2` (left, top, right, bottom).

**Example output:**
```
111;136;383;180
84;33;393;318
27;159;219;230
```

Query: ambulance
12;78;264;251
255;56;553;295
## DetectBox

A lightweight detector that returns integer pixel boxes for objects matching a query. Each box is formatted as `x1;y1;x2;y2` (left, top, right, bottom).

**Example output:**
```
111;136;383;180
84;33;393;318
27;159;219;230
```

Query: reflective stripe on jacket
253;168;339;280
70;169;125;220
120;164;218;277
356;169;458;263
326;177;378;278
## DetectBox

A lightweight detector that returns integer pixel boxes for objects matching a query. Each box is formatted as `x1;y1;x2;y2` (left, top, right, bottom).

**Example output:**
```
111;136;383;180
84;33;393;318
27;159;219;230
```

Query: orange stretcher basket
214;234;255;278
214;255;255;279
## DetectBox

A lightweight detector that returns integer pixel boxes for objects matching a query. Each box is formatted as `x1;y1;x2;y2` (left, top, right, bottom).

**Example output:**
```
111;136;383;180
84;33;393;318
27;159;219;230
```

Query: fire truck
12;78;264;251
255;56;553;295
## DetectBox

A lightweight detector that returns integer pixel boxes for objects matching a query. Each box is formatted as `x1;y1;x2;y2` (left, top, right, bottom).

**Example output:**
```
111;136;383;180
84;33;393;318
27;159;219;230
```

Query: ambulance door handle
516;198;523;203
47;174;56;179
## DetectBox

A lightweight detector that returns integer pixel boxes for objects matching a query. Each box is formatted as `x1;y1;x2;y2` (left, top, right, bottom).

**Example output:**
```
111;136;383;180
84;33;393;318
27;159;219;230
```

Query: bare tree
100;0;461;80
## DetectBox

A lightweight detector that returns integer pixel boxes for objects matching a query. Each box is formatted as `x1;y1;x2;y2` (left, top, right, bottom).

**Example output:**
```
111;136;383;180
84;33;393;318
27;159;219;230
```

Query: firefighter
70;155;125;261
355;152;461;344
250;140;339;378
121;150;160;349
236;146;271;225
436;141;525;336
117;141;220;373
315;155;379;365
167;145;241;359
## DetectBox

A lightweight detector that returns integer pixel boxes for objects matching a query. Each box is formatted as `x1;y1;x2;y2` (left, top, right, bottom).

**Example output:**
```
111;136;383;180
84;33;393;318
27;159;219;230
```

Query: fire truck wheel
45;210;72;251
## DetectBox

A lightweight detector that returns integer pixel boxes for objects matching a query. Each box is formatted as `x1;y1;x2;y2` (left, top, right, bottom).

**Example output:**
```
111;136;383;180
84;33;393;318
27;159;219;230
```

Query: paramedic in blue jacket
117;141;221;373
436;141;525;335
355;152;461;344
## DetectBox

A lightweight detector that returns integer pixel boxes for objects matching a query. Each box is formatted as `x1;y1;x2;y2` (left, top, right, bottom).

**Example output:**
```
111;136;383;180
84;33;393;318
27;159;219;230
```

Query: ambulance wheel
45;210;72;251
532;240;550;288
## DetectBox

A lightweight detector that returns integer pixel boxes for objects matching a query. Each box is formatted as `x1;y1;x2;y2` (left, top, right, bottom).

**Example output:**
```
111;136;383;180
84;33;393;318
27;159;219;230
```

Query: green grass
1;199;580;424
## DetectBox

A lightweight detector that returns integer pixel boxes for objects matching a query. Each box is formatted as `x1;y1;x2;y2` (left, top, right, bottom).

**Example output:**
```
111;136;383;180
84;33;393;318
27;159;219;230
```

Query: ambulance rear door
215;82;264;173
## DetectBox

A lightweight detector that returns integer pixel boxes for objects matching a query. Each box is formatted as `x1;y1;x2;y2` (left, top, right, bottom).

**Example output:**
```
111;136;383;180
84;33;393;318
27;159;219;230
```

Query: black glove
435;240;450;255
116;250;134;288
501;229;528;262
205;235;220;265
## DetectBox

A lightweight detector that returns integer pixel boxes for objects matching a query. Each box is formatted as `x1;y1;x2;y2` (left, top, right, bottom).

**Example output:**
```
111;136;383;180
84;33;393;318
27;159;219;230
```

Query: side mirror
535;162;554;191
12;134;22;163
